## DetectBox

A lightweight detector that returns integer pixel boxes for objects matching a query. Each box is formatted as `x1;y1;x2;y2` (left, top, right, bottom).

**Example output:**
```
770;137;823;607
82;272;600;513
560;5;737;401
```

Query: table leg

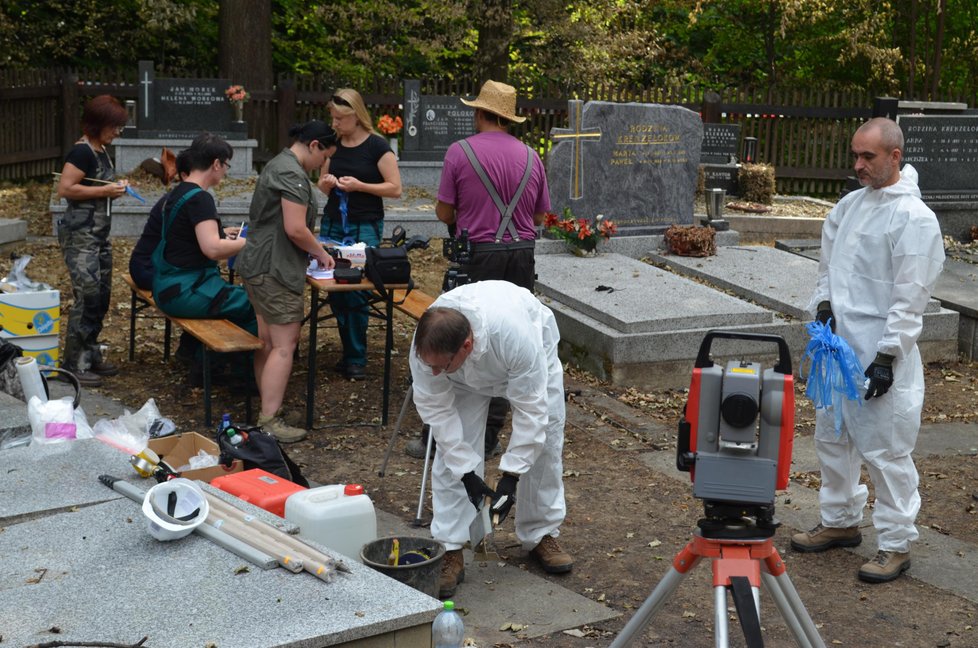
306;286;319;429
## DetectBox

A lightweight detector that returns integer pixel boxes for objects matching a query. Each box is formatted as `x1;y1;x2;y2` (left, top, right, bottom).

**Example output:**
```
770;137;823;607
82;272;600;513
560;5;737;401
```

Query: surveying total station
610;331;826;648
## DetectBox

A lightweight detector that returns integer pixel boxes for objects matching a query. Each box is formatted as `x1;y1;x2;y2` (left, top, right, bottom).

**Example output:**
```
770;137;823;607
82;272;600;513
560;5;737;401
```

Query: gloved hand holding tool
816;301;836;333
864;352;894;399
490;472;519;525
460;471;495;511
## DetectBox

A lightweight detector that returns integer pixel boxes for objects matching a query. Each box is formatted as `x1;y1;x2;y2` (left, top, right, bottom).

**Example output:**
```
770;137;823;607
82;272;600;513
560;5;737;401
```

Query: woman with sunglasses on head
318;89;402;380
237;120;337;443
55;95;130;387
150;132;256;385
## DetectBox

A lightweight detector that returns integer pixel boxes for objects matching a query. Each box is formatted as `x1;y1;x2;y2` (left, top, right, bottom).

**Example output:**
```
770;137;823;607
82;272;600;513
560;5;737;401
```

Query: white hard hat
141;478;209;541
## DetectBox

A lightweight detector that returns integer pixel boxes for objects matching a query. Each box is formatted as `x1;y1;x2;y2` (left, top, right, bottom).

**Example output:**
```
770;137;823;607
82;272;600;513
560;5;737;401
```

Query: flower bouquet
377;114;403;135
225;85;249;122
543;208;617;255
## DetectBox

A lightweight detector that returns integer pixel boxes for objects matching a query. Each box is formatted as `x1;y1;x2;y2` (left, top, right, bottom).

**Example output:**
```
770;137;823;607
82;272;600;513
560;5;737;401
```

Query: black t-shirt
161;182;224;268
129;193;169;289
64;143;113;185
323;133;391;223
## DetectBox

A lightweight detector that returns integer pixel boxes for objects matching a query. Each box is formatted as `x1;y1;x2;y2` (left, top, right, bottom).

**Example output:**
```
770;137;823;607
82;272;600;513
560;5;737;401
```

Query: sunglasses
331;95;352;108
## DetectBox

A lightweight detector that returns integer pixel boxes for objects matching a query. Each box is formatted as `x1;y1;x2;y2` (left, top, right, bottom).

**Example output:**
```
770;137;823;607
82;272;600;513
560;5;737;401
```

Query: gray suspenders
457;139;535;243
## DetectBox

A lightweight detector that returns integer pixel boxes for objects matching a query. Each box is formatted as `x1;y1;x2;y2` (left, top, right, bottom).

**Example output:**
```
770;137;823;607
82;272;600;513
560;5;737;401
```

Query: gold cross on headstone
551;100;602;199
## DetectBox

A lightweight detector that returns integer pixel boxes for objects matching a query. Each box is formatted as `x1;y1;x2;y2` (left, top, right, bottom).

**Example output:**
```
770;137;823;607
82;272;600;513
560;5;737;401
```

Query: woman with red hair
55;95;129;386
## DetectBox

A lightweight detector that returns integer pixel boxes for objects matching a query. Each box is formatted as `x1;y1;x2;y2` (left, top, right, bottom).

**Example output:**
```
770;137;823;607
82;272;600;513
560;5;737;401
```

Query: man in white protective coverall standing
791;117;945;583
409;280;571;598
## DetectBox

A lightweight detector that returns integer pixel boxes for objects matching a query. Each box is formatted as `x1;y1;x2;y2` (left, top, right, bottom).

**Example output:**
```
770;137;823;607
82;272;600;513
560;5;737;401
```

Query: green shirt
236;148;317;293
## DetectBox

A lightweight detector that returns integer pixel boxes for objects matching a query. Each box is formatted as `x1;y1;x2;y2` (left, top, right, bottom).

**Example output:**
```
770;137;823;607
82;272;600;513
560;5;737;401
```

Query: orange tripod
610;526;826;648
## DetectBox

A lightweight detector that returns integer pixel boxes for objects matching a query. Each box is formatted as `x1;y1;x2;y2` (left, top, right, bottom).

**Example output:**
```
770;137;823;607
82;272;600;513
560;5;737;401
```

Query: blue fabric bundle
800;320;863;435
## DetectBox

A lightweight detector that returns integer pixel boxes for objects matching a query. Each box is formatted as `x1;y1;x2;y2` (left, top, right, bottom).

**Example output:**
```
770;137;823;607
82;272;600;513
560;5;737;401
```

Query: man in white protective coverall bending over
409;280;571;598
791;117;945;583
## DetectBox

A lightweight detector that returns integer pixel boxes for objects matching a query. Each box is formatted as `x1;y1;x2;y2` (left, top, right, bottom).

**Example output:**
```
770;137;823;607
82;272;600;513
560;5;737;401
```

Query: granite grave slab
548;100;702;229
401;79;475;162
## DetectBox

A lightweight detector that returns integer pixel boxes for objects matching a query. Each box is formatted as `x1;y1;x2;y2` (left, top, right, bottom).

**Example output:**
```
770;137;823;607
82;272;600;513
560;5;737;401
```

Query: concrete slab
536;253;772;334
0;217;27;245
0;390;31;450
373;510;619;644
649;245;942;318
0;439;442;648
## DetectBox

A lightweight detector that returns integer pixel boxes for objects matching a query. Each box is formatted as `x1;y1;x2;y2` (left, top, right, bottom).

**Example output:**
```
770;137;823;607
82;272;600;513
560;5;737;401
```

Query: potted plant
543;208;617;256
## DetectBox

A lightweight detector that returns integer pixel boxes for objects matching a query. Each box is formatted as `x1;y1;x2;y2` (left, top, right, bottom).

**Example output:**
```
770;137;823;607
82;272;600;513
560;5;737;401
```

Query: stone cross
551;99;602;199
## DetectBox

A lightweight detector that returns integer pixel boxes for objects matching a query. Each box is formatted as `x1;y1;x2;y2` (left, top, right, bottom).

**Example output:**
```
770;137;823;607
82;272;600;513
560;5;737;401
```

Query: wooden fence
2;68;971;196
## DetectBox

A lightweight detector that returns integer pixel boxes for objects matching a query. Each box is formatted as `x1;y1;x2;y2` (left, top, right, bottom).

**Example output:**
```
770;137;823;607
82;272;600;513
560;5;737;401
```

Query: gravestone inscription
547;100;702;230
128;60;245;140
701;123;742;195
401;79;475;162
899;114;978;201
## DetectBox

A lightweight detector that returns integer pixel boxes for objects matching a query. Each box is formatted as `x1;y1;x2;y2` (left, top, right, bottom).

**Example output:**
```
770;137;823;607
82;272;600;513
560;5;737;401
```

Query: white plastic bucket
284;484;377;562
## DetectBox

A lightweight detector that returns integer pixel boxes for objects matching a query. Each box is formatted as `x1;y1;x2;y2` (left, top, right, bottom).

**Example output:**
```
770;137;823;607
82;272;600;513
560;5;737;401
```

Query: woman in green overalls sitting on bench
151;133;256;383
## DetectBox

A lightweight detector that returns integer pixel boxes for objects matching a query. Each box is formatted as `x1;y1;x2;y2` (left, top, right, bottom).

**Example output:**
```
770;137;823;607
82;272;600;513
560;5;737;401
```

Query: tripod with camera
610;331;825;648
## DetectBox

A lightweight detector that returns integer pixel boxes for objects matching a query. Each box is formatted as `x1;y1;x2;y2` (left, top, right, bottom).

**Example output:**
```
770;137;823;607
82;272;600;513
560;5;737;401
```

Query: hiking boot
790;524;861;553
333;361;366;380
405;436;434;458
90;360;119;376
530;535;574;574
439;549;465;598
258;413;308;443
858;550;911;583
69;369;103;388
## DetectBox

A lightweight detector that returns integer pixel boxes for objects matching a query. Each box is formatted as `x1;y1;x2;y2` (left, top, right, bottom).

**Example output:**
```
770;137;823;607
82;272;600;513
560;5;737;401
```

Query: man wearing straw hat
406;79;551;463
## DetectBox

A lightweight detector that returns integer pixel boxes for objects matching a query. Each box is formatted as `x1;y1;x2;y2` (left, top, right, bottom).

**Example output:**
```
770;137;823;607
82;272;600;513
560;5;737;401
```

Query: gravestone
899;114;978;202
130;61;245;140
112;60;257;177
401;79;475;162
547;100;702;232
701;123;741;195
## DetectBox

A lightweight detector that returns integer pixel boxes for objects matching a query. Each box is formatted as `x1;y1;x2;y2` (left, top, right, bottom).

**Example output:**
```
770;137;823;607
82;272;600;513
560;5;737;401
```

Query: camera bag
334;266;362;284
365;245;412;293
216;425;309;487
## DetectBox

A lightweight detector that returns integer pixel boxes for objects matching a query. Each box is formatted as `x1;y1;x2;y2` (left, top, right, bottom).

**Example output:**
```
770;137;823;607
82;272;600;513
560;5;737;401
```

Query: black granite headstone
701;123;741;164
547;100;702;230
402;79;475;161
899;114;978;201
126;60;245;140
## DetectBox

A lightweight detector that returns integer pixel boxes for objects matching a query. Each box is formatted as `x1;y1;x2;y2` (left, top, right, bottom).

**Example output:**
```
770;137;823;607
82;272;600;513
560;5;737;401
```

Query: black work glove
490;473;519;525
460;471;495;511
816;300;836;333
864;352;895;400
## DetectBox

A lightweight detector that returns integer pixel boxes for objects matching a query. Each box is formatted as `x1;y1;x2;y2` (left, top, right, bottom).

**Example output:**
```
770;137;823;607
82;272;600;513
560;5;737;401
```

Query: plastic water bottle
219;413;243;446
219;413;231;434
431;600;464;648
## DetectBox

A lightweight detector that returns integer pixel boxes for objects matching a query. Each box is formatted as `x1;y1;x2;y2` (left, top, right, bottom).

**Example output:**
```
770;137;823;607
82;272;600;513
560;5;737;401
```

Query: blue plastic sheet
800;320;863;435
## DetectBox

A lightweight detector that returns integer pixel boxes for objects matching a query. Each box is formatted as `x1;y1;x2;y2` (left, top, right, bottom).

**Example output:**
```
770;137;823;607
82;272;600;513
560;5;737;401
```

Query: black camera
442;228;472;264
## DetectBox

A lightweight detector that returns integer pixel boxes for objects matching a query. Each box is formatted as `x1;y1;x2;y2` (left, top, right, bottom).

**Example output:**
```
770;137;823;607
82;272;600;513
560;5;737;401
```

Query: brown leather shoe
790;523;861;553
858;550;911;583
438;549;465;598
530;535;573;574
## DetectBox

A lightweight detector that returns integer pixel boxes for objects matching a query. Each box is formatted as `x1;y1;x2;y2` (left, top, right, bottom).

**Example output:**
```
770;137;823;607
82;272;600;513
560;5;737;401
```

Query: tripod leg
609;547;701;648
761;571;825;648
378;384;413;477
714;585;730;648
729;576;764;648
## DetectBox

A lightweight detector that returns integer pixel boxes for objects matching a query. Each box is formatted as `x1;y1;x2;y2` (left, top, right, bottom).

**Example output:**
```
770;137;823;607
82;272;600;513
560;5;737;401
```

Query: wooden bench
390;288;435;322
122;273;263;427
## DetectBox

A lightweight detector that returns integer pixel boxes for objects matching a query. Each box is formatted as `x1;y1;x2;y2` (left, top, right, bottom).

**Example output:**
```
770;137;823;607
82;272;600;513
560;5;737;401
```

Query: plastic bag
180;449;219;472
799;320;863;435
0;255;53;292
27;396;93;445
92;398;176;455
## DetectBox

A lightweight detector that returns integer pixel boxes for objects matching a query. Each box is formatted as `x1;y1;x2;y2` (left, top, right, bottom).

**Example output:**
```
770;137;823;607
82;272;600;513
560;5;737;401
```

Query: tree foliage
0;0;975;100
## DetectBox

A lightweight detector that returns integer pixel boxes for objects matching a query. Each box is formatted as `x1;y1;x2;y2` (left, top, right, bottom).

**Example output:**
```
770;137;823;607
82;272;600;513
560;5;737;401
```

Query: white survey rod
203;510;304;573
98;475;277;570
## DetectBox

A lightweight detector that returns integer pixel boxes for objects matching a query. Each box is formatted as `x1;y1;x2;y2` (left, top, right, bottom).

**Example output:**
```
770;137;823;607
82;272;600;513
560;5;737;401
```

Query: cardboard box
0;290;60;337
148;432;242;482
5;334;59;367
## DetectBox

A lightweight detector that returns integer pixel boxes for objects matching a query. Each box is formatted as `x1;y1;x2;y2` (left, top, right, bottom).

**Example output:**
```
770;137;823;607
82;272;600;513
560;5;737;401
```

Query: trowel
468;497;499;560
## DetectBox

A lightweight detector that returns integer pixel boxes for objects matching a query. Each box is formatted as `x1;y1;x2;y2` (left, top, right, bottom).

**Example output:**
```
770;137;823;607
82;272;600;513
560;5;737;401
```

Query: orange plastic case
211;468;307;517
